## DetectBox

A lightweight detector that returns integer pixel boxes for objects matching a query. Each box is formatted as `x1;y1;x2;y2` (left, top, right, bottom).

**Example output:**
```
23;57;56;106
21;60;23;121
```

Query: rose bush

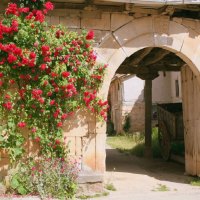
0;1;108;162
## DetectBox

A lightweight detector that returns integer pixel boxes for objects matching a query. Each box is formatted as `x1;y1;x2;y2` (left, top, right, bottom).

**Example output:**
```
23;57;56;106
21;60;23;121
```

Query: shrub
9;156;79;199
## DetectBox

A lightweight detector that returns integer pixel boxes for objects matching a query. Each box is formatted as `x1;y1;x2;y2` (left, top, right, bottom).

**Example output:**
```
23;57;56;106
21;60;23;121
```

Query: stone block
95;132;106;172
0;158;9;178
77;182;104;196
78;170;103;184
172;17;182;24
82;134;96;171
81;11;102;19
153;15;170;34
76;137;82;156
50;16;59;25
182;18;197;31
122;33;154;57
45;16;51;25
107;47;127;70
96;34;121;63
180;29;200;73
49;9;67;16
114;17;153;46
192;47;200;75
59;16;80;28
81;13;111;30
67;137;76;155
167;21;188;52
111;13;133;31
93;30;111;44
62;110;91;137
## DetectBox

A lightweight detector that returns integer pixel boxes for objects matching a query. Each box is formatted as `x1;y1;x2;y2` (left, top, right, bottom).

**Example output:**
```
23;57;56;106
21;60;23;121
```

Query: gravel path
98;146;200;200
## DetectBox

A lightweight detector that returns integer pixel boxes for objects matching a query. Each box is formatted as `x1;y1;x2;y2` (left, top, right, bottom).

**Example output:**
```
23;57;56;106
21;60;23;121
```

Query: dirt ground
98;146;200;200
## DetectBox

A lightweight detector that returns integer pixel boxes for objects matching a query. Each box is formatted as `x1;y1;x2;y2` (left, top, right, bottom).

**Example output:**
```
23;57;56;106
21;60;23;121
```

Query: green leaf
17;185;28;195
11;177;19;189
13;148;23;157
0;135;4;142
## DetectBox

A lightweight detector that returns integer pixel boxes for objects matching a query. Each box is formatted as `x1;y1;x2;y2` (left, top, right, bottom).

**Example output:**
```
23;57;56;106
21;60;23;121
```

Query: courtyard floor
98;145;200;200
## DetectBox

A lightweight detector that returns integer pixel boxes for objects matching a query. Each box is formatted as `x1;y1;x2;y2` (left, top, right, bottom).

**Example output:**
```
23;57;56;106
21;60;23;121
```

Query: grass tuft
190;177;200;186
105;183;116;191
152;184;170;192
77;192;109;199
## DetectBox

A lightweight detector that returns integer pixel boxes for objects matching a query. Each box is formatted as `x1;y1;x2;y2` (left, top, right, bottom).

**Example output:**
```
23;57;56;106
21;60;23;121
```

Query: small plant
105;183;116;191
152;184;170;192
9;156;80;199
190;177;200;186
77;192;109;199
123;115;131;133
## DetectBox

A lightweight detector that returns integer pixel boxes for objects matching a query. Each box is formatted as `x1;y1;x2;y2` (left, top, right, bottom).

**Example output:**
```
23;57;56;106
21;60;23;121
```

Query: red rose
40;64;46;71
19;7;30;13
7;54;17;63
44;1;54;11
29;52;36;59
62;71;70;78
38;97;45;104
43;80;48;86
50;100;55;105
5;94;11;99
9;79;15;85
35;137;41;142
86;30;94;40
55;139;60;144
61;113;68;120
32;128;37;133
5;3;19;16
35;10;45;23
47;91;52;96
3;101;12;110
0;80;3;87
17;122;26;128
41;45;50;52
57;122;63;127
0;72;4;78
51;72;58;77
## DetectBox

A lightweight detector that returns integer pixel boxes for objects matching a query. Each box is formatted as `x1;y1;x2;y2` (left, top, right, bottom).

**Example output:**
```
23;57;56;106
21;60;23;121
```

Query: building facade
1;0;200;179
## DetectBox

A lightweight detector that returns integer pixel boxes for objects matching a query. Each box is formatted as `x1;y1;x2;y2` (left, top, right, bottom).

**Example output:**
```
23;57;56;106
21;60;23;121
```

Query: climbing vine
0;1;108;162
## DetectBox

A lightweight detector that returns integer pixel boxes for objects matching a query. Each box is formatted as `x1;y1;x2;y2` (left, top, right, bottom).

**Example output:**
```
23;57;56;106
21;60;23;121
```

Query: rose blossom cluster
0;0;108;160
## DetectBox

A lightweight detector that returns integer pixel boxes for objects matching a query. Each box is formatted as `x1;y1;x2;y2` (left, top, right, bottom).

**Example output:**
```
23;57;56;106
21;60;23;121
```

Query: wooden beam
129;47;153;66
139;49;170;67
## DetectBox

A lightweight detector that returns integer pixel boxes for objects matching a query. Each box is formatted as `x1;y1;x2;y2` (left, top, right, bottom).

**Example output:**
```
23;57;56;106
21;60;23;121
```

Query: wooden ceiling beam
138;49;170;67
129;47;153;66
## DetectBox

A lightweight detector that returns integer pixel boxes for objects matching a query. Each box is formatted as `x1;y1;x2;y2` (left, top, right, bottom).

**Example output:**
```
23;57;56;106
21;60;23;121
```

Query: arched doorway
96;16;200;176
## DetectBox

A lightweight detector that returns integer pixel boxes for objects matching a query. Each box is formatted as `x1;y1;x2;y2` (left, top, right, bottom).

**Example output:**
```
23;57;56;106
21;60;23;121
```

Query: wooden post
144;79;152;157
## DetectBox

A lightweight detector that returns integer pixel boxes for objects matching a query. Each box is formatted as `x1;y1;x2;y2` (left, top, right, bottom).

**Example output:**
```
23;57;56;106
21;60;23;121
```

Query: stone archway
95;16;200;176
